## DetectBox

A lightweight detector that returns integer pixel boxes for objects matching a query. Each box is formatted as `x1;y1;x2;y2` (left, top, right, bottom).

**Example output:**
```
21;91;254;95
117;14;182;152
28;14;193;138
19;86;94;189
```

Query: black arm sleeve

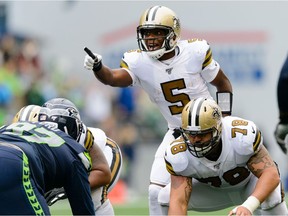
277;55;288;123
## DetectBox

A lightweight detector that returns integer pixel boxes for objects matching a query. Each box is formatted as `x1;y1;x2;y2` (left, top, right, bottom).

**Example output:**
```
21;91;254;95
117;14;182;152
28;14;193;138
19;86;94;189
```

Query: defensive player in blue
275;54;288;153
0;105;97;215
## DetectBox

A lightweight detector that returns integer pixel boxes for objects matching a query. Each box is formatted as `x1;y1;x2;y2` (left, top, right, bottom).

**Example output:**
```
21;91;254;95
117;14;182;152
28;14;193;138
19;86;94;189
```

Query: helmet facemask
137;25;177;59
180;127;221;158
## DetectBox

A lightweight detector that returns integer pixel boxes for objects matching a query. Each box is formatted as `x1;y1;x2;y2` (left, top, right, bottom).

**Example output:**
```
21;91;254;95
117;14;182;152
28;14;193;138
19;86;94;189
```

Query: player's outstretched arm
83;47;132;87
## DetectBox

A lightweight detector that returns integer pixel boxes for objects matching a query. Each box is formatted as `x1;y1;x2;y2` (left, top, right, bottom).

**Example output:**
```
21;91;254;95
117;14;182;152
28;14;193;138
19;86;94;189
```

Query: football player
0;104;97;215
83;5;233;215
40;98;122;215
80;126;122;215
159;98;288;215
275;54;288;154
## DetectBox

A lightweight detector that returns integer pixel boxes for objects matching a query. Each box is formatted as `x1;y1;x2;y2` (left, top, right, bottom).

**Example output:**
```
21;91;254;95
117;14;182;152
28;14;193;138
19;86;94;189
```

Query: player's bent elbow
264;168;281;186
89;168;111;189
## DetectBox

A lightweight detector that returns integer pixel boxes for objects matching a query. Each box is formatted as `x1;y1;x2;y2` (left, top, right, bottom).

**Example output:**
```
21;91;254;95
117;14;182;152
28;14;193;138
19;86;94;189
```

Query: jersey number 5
161;79;190;115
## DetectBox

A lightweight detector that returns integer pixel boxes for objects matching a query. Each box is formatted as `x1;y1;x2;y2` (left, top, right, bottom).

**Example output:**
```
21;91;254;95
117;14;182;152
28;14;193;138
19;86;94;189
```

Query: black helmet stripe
146;6;161;21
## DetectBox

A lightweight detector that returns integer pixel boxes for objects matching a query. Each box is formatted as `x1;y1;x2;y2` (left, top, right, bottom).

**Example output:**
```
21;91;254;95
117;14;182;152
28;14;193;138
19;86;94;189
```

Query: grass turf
49;196;233;216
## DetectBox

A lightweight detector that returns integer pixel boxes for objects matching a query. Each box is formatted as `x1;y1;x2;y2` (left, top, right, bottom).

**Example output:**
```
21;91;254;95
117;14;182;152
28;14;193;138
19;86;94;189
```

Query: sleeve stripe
202;48;212;69
253;130;262;151
106;138;122;191
165;158;176;175
84;129;94;150
120;59;129;69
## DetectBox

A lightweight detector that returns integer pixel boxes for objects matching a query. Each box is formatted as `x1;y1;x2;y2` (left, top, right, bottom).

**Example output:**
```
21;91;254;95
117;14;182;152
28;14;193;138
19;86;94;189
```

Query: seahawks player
275;54;288;154
159;98;288;215
46;125;123;215
0;105;96;215
84;5;233;215
40;98;121;215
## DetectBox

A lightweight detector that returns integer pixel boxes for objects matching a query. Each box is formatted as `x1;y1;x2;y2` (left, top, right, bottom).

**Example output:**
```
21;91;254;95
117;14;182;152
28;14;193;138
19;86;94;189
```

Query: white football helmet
137;5;181;59
180;98;222;158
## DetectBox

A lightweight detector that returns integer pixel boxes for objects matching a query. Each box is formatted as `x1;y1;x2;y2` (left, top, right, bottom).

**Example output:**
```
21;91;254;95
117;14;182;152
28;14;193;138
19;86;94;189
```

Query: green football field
49;196;237;216
49;193;288;215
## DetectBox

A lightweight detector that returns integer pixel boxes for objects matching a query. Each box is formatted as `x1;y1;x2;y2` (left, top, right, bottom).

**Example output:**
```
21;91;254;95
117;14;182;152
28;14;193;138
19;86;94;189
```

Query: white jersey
164;116;262;188
79;126;122;215
121;39;220;129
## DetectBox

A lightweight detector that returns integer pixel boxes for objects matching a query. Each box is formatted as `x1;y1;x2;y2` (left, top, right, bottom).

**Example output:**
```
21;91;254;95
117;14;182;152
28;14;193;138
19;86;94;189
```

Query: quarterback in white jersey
159;98;288;215
84;5;233;215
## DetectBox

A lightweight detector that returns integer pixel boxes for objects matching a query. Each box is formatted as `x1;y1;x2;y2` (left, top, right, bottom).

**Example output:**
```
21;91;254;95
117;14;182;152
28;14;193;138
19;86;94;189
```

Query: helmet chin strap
147;48;165;60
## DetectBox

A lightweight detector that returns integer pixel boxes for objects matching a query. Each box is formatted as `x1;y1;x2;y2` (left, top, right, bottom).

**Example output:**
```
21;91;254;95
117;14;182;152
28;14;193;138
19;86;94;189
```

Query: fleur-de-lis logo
173;17;180;31
212;106;221;119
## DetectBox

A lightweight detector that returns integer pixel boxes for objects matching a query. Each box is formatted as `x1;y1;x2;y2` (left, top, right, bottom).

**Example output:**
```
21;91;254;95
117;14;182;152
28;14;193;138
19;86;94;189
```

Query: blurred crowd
0;33;166;187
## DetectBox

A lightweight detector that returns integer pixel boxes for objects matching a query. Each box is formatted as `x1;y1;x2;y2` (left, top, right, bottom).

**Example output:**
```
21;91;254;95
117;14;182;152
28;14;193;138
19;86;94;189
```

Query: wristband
93;61;103;72
216;91;233;115
240;196;260;213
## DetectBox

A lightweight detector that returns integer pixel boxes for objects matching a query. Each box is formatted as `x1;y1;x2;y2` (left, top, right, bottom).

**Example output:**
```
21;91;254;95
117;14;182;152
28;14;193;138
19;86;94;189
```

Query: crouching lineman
12;100;112;214
0;104;104;215
159;98;288;215
78;126;123;215
40;97;122;215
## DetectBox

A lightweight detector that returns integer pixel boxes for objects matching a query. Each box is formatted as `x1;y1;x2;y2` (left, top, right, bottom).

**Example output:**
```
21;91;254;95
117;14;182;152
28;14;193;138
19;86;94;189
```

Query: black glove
274;123;288;154
45;187;67;206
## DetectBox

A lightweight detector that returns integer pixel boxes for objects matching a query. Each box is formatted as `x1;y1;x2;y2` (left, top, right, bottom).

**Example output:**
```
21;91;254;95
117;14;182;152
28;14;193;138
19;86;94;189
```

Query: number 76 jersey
164;116;263;188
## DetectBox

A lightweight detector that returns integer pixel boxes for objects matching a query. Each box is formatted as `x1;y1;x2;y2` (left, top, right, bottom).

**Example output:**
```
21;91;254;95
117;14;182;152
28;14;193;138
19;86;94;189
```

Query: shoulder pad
165;138;189;175
183;39;210;62
121;49;142;71
223;117;263;156
88;127;107;151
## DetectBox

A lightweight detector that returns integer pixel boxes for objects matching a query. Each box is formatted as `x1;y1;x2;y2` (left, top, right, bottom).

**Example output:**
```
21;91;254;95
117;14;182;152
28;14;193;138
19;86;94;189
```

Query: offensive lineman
159;98;288;215
46;125;123;215
81;126;122;215
43;98;122;215
83;5;233;215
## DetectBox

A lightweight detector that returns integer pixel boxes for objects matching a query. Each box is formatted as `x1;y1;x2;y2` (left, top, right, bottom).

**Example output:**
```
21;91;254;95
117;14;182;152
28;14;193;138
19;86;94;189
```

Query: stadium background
0;1;288;214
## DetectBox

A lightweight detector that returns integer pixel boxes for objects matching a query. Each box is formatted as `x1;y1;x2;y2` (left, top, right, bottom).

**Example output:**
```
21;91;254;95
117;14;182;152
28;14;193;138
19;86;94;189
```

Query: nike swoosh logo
251;126;255;134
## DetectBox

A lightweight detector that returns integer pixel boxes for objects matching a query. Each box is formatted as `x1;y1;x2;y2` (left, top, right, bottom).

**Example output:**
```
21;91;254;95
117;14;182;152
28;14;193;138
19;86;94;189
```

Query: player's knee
149;184;162;202
261;201;288;215
158;185;170;206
